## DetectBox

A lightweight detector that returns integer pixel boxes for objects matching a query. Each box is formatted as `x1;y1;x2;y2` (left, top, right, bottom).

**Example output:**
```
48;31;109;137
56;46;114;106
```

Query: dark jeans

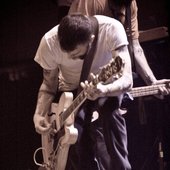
66;97;131;170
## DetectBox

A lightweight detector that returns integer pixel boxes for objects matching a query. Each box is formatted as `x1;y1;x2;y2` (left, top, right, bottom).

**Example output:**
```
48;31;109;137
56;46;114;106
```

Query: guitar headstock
97;56;124;83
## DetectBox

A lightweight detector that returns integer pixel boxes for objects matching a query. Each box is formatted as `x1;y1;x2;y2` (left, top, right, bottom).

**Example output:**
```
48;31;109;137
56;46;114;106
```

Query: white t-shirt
34;15;128;91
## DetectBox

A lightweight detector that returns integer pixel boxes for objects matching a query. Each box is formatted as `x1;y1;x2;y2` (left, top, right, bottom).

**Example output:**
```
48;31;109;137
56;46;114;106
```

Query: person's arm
33;68;59;134
81;45;133;100
133;39;157;85
130;0;155;83
131;0;170;97
133;39;170;97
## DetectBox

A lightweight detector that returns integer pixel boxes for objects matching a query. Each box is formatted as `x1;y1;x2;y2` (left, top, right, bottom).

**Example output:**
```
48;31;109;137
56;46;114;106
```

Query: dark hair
108;0;132;7
58;14;93;52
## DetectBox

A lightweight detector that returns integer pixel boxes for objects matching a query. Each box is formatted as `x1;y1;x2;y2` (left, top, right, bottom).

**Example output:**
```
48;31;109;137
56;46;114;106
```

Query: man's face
68;42;89;60
68;34;95;60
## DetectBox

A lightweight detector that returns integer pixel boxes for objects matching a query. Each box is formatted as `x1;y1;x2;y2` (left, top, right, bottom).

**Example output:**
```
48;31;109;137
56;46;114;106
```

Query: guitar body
41;92;78;170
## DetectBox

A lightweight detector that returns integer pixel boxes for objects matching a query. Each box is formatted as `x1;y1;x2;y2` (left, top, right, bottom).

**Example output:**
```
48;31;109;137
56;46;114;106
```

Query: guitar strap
76;16;99;96
75;16;99;127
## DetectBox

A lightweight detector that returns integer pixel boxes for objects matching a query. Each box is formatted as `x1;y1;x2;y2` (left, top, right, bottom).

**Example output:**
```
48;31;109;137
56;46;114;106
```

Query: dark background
0;0;170;169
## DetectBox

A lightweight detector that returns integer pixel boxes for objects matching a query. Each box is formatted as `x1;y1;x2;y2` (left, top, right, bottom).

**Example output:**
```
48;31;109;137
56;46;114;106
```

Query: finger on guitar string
159;86;170;96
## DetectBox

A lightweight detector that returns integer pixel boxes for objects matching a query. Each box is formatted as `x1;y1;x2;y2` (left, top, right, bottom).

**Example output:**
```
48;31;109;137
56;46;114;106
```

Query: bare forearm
105;74;132;96
104;46;133;96
34;68;59;117
133;39;157;84
34;84;56;117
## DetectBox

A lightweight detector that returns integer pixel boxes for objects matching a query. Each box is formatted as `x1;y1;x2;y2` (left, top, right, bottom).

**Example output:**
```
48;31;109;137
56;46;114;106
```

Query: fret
60;91;87;127
131;89;159;97
130;84;167;98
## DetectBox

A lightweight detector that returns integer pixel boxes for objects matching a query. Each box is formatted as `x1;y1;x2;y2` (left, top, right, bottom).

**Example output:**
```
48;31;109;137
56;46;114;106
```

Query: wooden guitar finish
41;92;78;170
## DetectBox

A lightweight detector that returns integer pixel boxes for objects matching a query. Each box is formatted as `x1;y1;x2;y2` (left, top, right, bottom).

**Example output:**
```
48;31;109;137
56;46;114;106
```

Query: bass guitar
122;80;170;99
92;81;170;121
33;55;124;170
128;82;170;98
117;81;170;115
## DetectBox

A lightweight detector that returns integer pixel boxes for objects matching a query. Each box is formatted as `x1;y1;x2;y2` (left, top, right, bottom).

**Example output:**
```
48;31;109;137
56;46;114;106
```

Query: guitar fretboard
130;84;166;98
60;90;87;127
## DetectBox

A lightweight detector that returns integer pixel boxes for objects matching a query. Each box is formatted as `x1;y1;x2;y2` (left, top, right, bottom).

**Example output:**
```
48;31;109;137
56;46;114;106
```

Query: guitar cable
33;147;49;168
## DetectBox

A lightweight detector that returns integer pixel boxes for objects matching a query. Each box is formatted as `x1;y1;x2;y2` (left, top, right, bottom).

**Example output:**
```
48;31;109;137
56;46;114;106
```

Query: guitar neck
61;83;168;123
129;83;166;98
61;90;86;126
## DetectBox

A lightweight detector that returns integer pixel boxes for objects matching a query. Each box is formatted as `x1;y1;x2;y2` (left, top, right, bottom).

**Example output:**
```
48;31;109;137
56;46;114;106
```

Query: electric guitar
92;81;170;121
33;56;124;170
128;82;170;98
118;81;170;114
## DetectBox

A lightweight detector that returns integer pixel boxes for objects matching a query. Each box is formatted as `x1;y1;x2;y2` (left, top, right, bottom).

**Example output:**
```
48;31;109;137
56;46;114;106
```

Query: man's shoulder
45;25;59;39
